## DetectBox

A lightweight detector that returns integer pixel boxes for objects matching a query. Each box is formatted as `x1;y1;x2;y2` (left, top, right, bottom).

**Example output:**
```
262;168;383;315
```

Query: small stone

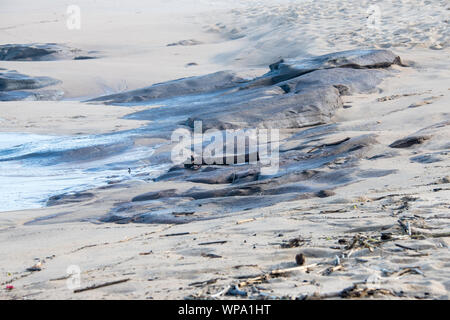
295;253;306;266
381;232;393;240
439;176;450;184
316;190;336;198
389;135;431;148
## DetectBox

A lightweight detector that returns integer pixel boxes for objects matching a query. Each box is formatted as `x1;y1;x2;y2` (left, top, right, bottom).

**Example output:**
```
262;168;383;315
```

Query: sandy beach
0;0;449;300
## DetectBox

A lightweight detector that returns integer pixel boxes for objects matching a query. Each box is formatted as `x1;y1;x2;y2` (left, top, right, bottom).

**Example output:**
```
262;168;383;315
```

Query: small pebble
381;232;393;240
295;253;306;266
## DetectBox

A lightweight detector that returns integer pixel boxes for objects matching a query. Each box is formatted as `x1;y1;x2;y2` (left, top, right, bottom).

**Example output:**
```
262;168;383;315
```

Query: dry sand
0;101;150;135
0;0;449;300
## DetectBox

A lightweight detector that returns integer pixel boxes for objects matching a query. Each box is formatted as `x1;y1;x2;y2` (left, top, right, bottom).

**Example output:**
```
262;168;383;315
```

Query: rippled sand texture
204;0;449;65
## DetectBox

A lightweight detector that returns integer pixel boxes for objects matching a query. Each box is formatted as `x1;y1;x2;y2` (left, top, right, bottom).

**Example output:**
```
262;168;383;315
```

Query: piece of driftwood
236;218;255;225
395;267;424;277
427;232;450;238
198;240;228;246
395;243;418;251
238;264;317;287
161;232;190;237
395;219;449;238
321;265;344;276
189;278;222;287
73;278;130;293
232;264;258;269
201;253;222;259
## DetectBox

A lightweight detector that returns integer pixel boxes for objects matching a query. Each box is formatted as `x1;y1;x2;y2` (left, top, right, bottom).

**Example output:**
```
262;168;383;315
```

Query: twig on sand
233;264;258;269
410;230;450;238
49;275;71;281
398;219;411;235
201;253;222;259
189;278;223;287
395;243;418;251
270;264;318;275
236;218;255;225
427;232;450;238
238;264;317;288
321;265;344;276
401;267;424;276
395;219;449;238
161;232;191;237
73;278;130;293
391;267;424;277
344;235;379;256
198;240;228;246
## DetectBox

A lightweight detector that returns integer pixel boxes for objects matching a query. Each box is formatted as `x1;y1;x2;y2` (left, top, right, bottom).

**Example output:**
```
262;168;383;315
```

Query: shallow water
0;89;242;213
0;132;166;212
